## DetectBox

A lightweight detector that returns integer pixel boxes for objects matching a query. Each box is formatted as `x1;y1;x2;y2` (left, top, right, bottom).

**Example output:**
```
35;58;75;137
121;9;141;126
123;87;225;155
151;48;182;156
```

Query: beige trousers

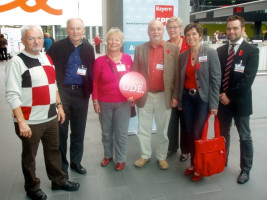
137;92;171;160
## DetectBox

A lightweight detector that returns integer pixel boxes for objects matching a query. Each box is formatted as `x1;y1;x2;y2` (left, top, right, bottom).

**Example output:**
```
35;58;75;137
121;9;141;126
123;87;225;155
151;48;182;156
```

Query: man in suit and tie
217;15;259;184
133;19;180;170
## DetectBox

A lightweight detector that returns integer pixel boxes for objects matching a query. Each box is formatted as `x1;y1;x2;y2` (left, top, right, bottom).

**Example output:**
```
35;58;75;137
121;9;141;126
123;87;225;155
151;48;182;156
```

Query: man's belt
59;84;83;90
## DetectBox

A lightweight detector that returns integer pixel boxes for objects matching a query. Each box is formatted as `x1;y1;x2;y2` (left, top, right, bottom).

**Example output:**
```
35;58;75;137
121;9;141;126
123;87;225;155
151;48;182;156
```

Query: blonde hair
166;16;183;28
106;27;124;43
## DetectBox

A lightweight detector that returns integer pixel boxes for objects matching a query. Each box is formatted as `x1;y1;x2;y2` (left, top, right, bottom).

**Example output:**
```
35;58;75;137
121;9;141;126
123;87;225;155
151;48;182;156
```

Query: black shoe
179;154;189;162
52;181;80;191
70;163;87;174
27;189;47;200
63;169;69;180
237;171;249;184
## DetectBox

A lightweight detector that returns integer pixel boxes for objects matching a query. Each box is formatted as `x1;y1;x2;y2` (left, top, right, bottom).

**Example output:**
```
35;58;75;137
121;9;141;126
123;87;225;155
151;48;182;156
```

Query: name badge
117;64;126;72
199;56;207;62
156;64;164;70
234;64;245;73
77;65;87;76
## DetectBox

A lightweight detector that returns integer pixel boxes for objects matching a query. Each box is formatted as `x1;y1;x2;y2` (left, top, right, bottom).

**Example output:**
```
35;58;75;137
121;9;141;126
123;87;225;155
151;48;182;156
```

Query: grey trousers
99;101;131;163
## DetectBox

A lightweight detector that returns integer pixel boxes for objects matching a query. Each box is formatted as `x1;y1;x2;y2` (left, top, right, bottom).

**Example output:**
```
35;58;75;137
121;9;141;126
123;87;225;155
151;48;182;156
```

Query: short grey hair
106;27;124;43
66;18;85;28
21;25;43;38
166;16;183;28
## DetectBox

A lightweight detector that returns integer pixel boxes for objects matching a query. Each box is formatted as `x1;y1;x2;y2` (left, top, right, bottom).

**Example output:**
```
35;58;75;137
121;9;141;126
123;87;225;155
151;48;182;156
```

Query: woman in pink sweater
92;28;132;171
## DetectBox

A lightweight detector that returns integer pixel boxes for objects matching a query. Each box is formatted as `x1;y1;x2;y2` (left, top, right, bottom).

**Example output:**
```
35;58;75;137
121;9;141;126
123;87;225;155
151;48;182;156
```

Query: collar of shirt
69;37;83;48
149;40;164;48
229;37;243;53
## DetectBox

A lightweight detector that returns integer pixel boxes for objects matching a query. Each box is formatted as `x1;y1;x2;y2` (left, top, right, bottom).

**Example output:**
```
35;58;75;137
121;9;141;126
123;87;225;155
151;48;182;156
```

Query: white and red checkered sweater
5;50;58;124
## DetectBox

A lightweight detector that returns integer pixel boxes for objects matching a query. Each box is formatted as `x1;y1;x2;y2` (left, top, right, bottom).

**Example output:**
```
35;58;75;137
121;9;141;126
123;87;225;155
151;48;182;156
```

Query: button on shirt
149;41;164;92
64;42;83;85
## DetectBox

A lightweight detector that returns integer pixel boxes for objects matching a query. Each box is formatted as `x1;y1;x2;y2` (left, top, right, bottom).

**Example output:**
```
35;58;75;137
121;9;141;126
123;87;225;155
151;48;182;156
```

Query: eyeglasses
26;37;44;41
167;26;180;30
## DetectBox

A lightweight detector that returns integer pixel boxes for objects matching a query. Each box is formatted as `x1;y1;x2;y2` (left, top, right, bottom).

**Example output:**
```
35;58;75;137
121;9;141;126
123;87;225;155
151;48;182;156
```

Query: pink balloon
119;72;147;100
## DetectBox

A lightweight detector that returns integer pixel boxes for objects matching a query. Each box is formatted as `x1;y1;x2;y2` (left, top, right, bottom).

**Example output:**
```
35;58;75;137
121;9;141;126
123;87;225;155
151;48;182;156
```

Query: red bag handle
201;113;221;140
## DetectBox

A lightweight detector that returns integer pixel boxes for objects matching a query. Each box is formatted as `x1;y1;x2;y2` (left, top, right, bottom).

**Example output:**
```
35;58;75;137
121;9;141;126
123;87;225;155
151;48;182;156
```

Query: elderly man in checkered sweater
5;25;80;200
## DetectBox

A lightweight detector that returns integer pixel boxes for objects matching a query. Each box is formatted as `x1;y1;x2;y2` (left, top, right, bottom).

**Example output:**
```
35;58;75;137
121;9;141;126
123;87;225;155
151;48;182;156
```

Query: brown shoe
158;160;169;170
134;158;151;167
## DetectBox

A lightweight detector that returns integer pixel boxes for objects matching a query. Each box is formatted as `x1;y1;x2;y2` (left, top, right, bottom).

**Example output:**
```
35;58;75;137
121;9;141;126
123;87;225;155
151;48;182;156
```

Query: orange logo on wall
0;0;62;15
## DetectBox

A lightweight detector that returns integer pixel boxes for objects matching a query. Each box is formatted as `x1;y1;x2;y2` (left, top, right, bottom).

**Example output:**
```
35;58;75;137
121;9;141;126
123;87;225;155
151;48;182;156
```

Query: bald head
147;20;164;45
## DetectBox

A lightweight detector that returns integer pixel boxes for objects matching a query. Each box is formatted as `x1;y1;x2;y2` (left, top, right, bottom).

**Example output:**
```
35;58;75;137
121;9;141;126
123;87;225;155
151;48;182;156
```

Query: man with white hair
5;25;80;200
47;18;95;178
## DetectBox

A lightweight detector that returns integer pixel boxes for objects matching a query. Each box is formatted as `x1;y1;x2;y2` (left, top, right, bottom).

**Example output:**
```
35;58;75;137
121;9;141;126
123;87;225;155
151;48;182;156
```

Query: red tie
222;44;235;92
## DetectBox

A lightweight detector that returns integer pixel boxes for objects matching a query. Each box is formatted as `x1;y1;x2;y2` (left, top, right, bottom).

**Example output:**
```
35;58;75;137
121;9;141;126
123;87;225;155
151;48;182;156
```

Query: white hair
21;25;43;38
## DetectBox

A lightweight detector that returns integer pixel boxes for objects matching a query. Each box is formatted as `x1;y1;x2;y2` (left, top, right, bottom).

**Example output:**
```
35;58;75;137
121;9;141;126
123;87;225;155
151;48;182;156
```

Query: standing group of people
4;14;259;200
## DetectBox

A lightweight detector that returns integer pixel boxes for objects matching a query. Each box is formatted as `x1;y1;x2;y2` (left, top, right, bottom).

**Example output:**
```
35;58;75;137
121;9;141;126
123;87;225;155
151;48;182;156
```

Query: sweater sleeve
92;58;102;100
5;57;23;110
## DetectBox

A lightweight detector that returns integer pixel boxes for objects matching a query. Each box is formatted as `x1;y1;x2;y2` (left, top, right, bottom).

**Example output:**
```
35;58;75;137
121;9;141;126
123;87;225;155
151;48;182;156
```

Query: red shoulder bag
194;113;226;177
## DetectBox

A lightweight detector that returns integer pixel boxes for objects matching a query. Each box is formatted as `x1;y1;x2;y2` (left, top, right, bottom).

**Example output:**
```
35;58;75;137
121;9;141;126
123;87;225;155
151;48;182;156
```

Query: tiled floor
0;59;267;200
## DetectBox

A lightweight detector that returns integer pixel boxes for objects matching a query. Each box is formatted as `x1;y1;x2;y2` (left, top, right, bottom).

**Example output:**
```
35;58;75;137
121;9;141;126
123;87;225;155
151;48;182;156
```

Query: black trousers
58;86;89;171
15;118;66;192
218;103;253;173
167;107;189;154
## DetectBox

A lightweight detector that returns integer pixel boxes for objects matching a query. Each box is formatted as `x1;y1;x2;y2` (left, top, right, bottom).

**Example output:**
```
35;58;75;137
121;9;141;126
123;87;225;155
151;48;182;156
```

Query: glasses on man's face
27;37;44;41
167;26;180;30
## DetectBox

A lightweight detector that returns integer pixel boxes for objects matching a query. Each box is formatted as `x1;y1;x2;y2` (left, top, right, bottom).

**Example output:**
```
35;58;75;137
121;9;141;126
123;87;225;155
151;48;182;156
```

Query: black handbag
105;56;136;118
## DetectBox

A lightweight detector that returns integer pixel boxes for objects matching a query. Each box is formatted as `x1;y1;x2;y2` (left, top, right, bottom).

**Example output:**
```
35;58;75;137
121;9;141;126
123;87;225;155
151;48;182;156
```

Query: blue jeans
182;91;209;166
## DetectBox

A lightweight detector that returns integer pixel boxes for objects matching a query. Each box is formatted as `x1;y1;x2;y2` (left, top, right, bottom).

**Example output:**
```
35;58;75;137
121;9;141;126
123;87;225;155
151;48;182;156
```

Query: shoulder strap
105;55;121;80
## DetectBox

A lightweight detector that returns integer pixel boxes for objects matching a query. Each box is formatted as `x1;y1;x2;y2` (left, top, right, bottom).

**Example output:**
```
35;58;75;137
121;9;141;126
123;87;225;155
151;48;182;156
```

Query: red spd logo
155;5;174;26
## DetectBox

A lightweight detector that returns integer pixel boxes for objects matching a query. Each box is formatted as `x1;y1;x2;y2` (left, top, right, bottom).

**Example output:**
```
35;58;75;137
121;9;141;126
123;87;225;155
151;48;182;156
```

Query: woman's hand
93;101;101;114
127;97;135;106
210;109;218;116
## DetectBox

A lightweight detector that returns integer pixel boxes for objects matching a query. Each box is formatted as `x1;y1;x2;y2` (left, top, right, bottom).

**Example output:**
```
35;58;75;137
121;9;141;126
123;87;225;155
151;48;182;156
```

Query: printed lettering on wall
155;5;174;26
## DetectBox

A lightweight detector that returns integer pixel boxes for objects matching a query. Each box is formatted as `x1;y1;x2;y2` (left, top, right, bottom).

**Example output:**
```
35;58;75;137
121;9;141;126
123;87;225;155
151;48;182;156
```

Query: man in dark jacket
217;15;259;184
47;18;95;179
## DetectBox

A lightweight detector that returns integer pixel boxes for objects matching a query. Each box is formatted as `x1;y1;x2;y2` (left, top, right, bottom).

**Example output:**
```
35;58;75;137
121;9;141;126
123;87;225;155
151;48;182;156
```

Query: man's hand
18;121;32;138
171;98;179;108
220;93;231;105
57;105;65;124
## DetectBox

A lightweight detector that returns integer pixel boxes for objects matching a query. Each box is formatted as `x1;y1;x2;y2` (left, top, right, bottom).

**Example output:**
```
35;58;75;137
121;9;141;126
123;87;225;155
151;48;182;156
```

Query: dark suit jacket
132;41;180;109
178;45;221;110
217;41;259;115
